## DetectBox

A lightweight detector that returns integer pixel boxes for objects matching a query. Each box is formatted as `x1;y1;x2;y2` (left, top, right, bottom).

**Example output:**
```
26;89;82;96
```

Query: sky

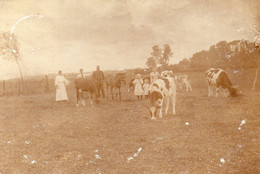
0;0;259;79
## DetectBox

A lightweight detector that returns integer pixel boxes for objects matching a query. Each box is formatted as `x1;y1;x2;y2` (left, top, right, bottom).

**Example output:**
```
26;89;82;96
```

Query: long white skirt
56;83;68;101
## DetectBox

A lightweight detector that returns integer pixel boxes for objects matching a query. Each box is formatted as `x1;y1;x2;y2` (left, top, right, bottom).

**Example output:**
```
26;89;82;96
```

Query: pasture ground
0;70;259;174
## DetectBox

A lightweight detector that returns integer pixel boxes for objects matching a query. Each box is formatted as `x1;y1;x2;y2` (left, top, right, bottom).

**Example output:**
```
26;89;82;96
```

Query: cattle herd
75;68;238;120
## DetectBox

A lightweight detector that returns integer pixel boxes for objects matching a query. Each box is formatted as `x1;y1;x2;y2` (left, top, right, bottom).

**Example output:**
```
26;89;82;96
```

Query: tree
145;57;157;70
151;45;162;61
0;32;24;92
146;44;173;69
160;44;173;69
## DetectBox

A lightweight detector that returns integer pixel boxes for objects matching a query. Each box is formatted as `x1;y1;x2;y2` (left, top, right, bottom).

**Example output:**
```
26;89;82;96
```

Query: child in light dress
133;74;143;100
143;79;150;98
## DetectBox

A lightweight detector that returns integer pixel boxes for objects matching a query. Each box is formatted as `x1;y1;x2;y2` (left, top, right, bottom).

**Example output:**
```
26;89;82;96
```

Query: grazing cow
206;68;237;97
75;78;98;107
149;70;176;120
106;73;126;100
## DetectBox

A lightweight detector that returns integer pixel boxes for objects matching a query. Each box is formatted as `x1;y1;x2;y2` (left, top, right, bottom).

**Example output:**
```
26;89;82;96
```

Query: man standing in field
92;65;105;98
77;68;86;79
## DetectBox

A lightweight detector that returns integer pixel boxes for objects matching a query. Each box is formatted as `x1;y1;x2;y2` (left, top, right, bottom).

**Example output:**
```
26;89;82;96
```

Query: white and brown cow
149;70;176;120
206;68;237;97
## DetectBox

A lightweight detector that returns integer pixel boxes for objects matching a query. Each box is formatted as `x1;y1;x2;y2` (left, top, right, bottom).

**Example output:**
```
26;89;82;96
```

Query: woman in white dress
133;74;143;100
55;70;69;101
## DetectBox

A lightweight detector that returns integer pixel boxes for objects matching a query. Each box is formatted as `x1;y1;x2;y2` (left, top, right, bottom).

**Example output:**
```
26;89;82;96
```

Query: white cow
149;70;176;120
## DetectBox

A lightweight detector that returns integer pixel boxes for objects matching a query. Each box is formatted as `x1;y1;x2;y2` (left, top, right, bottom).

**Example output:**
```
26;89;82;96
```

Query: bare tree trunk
252;68;258;91
15;59;25;94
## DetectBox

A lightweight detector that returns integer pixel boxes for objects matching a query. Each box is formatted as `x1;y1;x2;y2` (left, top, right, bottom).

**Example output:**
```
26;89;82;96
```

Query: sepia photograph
0;0;259;173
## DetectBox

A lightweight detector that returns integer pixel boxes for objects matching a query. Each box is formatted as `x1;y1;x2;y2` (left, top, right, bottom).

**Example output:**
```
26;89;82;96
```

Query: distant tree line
171;40;260;71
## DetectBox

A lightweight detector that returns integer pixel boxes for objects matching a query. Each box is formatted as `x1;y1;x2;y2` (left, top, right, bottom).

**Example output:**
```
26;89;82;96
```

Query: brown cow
75;78;99;107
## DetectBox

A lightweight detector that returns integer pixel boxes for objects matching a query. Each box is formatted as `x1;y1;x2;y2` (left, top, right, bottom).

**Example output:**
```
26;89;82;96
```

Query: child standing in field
133;74;143;100
143;79;150;98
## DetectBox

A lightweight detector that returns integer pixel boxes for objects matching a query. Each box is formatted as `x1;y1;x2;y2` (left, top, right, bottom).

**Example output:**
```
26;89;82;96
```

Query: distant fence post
45;75;49;92
3;80;6;96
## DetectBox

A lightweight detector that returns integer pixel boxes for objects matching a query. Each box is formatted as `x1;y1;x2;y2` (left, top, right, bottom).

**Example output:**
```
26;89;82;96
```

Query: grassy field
0;70;259;174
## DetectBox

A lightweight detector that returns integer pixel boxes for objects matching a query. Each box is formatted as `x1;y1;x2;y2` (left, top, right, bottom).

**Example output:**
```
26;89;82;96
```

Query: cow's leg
208;85;212;97
76;89;80;107
119;87;121;101
111;87;114;100
93;92;97;105
188;82;192;92
172;91;176;115
158;107;163;119
216;87;220;98
224;88;228;97
150;106;157;120
106;85;109;100
208;85;210;97
82;98;85;107
208;85;213;97
185;82;189;92
115;87;118;100
164;97;170;116
87;93;94;107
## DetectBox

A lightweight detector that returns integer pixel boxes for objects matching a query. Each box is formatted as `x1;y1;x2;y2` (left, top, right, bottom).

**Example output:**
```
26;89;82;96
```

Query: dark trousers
96;82;105;98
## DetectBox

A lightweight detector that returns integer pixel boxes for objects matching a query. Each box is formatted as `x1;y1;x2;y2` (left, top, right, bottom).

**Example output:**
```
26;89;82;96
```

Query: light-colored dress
133;79;143;96
143;83;150;95
150;72;160;83
55;75;69;101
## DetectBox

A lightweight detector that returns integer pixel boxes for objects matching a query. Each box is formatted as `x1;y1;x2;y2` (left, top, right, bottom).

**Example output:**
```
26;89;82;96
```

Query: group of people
132;68;160;100
55;67;191;102
55;65;105;102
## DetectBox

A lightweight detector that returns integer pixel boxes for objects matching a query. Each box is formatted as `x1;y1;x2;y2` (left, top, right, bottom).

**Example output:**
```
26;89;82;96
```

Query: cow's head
161;70;173;78
230;85;238;97
150;91;164;108
116;73;126;86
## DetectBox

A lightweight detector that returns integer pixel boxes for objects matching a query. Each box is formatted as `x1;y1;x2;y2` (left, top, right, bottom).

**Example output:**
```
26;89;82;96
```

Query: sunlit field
0;70;259;174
